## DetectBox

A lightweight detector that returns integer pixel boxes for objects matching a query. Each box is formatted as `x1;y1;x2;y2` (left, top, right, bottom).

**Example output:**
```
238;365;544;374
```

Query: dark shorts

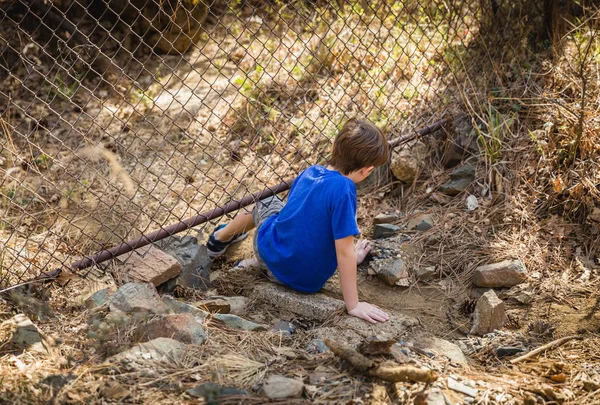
252;196;285;282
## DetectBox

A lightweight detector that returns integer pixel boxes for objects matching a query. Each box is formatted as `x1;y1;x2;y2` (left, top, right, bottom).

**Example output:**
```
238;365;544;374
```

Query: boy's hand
347;302;389;324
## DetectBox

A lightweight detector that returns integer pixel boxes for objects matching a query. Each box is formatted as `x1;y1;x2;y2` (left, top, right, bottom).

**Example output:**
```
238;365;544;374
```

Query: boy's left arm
335;236;389;323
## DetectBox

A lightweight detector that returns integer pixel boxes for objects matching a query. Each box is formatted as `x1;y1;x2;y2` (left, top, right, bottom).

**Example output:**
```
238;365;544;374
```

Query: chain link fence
0;0;528;289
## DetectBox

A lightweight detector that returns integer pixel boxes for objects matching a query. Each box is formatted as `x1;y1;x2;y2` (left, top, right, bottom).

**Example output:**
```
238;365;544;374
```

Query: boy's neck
326;165;366;184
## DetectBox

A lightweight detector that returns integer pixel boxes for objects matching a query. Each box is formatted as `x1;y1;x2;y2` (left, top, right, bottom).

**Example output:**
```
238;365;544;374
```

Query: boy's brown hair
330;118;389;175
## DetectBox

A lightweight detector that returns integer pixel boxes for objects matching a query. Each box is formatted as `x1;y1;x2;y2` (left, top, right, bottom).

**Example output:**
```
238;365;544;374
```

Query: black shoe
206;224;249;258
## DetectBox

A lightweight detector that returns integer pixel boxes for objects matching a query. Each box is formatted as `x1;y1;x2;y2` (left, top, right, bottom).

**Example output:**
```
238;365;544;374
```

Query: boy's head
330;119;389;176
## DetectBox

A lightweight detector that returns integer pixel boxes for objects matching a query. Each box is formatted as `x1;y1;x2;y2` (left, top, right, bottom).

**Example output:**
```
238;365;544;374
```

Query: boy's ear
362;166;375;176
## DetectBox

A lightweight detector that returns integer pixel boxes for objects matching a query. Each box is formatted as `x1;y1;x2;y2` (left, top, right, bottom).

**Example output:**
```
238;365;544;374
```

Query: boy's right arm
335;236;389;324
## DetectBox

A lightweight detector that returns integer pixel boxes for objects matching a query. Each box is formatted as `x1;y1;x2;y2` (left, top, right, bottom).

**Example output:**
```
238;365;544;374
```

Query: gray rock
109;283;169;314
117;245;181;286
416;387;448;405
439;178;473;196
108;337;187;364
439;164;475;196
415;266;437;281
40;374;76;394
271;320;295;336
162;295;209;318
373;223;400;239
156;235;211;292
375;258;409;286
194;298;230;313
213;314;264;331
450;164;475;180
254;283;345;322
9;314;48;353
133;313;206;345
261;375;304;399
186;382;247;399
470;290;507;336
306;339;331;354
85;288;111;309
315;313;419;347
409;333;468;364
374;213;401;224
472;259;527;288
407;214;434;231
447;377;478;397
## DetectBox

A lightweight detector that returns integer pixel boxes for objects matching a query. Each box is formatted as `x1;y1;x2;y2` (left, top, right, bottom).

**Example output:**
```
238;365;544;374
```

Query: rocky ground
2;167;599;404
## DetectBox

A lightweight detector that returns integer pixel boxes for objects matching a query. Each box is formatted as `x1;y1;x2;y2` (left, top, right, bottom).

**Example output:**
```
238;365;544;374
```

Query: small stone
439;178;473;196
496;347;526;358
254;283;345;322
466;195;479;211
9;314;48;353
414;387;447;405
583;380;600;392
374;213;401;224
470;290;507;336
118;245;181;286
375;258;409;286
306;339;331;354
193;298;231;313
308;366;334;384
261;375;304;399
100;380;131;400
409;333;468;364
109;283;169;314
210;295;247;315
271;320;295;336
213;314;264;331
186;382;248;399
162;295;209;318
447;377;478;397
133;313;206;344
85;288;111;309
415;266;437;281
373;223;400;239
107;337;187;364
156;235;211;292
407;214;434;231
472;260;527;288
40;374;76;394
439;164;475;196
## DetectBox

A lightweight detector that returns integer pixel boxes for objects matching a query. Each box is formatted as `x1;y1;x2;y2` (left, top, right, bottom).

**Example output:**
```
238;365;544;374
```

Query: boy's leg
214;209;255;242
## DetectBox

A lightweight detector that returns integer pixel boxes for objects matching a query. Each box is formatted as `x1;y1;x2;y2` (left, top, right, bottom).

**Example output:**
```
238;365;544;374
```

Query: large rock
108;337;187;364
315;313;419;347
8;314;48;353
261;375;304;399
254;283;345;322
439;164;475;196
133;313;206;344
373;213;401;225
156;235;211;292
118;245;181;286
373;258;410;287
470;290;507;336
472;259;527;288
109;283;169;314
390;141;427;183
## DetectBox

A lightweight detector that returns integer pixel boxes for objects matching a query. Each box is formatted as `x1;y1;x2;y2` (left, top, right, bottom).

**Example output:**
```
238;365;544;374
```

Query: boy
207;119;390;324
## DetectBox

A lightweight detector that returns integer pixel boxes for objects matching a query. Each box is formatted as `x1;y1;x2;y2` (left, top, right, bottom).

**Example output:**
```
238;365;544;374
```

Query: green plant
475;105;514;163
53;73;80;100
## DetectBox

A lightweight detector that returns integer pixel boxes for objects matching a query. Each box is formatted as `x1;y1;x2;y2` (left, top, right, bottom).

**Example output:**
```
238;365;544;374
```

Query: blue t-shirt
257;165;360;293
